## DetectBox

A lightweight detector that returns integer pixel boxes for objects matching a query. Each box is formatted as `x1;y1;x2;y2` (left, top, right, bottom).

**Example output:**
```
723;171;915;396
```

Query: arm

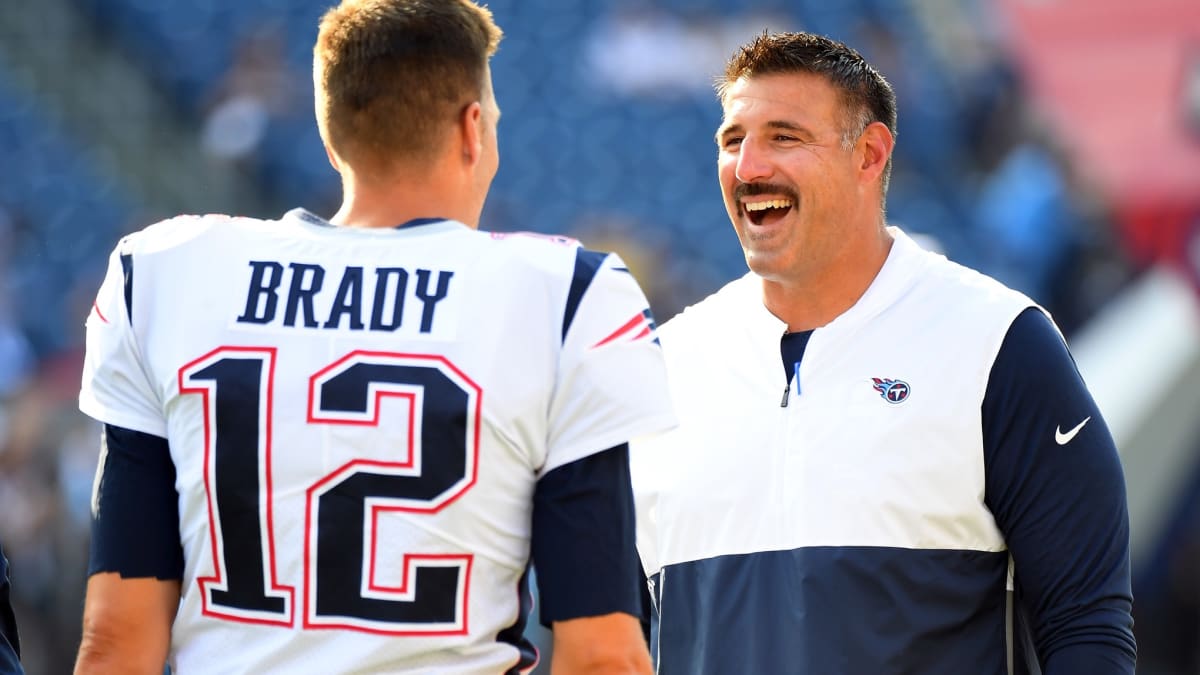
982;308;1136;674
75;575;179;675
550;613;652;675
74;424;184;675
533;444;652;675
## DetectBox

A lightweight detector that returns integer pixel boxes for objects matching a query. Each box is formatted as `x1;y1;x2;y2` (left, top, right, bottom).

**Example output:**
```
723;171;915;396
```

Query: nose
734;137;773;183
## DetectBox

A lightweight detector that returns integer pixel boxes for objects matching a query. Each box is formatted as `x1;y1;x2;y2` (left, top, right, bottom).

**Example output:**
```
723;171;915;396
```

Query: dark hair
718;31;897;194
315;0;503;170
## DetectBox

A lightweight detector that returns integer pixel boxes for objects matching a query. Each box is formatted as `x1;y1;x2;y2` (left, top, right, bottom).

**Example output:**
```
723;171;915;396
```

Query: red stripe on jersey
591;313;647;349
92;300;109;324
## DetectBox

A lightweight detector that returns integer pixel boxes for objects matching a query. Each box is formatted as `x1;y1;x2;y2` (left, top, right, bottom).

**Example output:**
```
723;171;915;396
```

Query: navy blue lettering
323;266;365;330
314;361;472;624
237;261;284;324
414;269;453;333
370;268;409;331
284;263;325;328
233;262;453;333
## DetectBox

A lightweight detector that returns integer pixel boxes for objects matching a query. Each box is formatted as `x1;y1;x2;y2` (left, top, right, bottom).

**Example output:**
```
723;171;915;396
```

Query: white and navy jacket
632;228;1135;674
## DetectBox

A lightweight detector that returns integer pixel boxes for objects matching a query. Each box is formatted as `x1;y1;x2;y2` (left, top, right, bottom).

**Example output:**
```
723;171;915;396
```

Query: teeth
744;199;793;212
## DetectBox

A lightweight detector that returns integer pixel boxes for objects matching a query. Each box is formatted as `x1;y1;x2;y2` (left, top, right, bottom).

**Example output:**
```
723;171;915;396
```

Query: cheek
717;162;738;199
717;153;736;179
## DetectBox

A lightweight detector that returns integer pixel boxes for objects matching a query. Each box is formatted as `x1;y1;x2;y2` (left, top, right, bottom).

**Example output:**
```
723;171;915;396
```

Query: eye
721;136;743;150
774;134;799;143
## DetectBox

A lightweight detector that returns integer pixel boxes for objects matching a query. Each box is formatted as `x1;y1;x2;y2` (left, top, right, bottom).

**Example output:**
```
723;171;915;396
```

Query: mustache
734;182;798;204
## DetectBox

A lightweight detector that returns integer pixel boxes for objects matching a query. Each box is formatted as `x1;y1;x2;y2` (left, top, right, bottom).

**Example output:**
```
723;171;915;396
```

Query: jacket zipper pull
780;361;800;408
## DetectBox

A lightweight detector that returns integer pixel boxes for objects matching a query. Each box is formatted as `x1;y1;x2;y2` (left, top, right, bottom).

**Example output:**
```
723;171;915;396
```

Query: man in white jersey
631;32;1136;674
74;1;674;673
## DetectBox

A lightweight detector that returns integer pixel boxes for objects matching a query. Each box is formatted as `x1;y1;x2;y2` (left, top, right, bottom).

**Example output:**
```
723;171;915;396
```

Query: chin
744;253;779;279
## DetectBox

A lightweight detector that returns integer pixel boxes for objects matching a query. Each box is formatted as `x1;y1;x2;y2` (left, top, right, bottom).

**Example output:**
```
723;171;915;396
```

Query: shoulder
119;213;272;257
906;242;1023;300
482;230;580;257
912;242;1027;303
889;230;1056;383
475;227;588;271
659;273;758;342
479;230;626;288
887;232;1038;346
990;307;1070;382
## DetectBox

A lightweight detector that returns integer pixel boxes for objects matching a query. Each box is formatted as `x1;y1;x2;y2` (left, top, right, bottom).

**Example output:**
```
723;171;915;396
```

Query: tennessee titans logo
872;378;911;404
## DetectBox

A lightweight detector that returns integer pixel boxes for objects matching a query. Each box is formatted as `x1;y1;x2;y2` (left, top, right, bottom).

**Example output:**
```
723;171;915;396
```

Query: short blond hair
314;0;502;171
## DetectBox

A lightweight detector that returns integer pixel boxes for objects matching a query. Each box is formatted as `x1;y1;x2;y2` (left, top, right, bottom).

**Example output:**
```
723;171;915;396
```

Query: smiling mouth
743;198;794;226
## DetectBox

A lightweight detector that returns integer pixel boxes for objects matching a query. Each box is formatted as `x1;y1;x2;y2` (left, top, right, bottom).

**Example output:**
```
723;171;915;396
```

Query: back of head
314;0;503;174
717;32;897;192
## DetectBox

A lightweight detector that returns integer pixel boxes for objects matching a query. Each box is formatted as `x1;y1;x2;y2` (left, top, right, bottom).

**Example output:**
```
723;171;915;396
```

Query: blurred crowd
1;0;1198;673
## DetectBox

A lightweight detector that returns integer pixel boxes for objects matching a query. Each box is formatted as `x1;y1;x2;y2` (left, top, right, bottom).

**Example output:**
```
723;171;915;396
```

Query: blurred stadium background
1;0;1198;672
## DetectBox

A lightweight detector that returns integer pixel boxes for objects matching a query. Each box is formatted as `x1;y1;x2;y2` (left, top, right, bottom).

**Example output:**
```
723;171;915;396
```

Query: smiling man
630;31;1136;674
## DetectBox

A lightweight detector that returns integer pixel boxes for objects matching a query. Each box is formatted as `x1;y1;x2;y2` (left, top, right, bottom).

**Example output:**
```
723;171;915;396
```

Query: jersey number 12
179;346;480;636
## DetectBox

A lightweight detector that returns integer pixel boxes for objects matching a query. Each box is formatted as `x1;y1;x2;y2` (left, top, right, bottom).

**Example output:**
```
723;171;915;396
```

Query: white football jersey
79;209;676;674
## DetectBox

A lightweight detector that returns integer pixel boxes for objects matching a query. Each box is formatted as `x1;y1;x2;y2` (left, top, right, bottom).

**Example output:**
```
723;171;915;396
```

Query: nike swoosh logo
1055;416;1091;445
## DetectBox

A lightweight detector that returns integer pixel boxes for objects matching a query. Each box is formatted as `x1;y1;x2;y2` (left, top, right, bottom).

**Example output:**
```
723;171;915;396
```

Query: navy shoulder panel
561;249;610;343
119;251;134;324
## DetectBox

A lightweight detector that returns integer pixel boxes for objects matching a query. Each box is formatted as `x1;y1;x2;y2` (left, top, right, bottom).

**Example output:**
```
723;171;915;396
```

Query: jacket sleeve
982;308;1136;674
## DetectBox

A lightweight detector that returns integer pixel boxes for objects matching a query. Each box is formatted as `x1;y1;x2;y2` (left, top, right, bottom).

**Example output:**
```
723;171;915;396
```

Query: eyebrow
715;119;813;144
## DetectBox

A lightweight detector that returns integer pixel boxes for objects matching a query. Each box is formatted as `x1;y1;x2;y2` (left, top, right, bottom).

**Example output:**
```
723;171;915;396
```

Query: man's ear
459;100;484;166
857;121;894;185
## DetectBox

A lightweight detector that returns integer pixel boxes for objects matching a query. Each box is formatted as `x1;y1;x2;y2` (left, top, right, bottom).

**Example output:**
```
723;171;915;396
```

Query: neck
763;226;894;332
331;161;477;229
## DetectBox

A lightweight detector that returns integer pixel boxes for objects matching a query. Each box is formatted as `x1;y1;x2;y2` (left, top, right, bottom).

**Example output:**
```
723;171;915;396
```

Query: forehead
720;71;842;128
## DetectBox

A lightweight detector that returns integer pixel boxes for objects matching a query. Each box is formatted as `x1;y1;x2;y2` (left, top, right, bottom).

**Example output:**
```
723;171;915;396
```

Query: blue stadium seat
0;65;133;354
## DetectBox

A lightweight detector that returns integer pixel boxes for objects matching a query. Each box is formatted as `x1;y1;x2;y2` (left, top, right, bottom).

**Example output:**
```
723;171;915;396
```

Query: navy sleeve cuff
89;424;184;580
532;443;643;627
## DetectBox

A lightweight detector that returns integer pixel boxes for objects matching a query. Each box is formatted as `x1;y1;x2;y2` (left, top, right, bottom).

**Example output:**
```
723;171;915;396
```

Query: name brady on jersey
236;261;454;334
